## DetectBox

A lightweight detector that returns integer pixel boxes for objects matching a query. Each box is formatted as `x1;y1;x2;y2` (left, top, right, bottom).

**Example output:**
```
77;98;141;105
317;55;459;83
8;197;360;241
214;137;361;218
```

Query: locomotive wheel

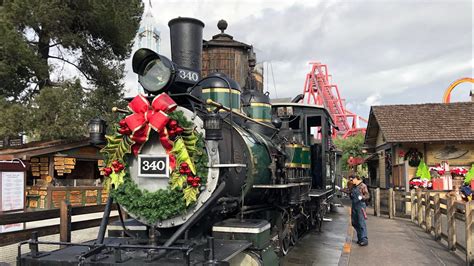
318;211;324;232
311;208;321;231
289;223;298;246
274;212;291;256
304;214;312;232
317;202;328;232
279;229;291;255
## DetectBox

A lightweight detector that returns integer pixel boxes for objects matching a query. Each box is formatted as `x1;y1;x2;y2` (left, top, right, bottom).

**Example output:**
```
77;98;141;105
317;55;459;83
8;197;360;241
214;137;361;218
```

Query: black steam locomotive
19;17;338;266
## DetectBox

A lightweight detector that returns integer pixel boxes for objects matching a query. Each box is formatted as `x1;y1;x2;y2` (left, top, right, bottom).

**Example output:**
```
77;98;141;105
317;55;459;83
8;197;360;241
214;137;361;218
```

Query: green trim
301;147;311;166
202;88;240;94
285;163;302;168
244;104;271;121
203;89;241;111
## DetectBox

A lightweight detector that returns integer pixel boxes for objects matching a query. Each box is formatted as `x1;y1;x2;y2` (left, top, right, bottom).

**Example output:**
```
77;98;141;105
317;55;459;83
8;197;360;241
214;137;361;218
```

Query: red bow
124;94;177;155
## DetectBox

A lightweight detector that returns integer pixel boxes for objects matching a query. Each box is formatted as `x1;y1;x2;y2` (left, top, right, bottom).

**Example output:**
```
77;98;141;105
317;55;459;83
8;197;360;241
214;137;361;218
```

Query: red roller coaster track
301;62;367;138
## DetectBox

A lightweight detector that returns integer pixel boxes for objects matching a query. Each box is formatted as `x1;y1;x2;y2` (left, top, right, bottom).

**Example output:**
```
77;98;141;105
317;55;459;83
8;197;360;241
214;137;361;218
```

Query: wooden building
364;102;474;189
202;20;263;92
0;139;107;209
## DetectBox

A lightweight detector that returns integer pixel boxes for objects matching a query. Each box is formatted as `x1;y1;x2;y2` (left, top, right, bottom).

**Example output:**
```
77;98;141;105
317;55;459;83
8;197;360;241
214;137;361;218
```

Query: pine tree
465;164;474;185
0;0;143;141
416;161;431;180
1;0;144;99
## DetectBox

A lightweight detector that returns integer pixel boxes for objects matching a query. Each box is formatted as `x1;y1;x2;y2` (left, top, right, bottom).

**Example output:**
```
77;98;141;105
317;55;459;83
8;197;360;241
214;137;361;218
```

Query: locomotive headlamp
133;48;175;94
88;118;107;145
204;112;223;140
132;48;200;94
138;57;173;93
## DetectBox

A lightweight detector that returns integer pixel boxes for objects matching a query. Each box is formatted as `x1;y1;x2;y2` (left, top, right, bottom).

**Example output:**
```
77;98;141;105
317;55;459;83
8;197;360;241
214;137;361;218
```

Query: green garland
103;110;208;223
111;175;187;221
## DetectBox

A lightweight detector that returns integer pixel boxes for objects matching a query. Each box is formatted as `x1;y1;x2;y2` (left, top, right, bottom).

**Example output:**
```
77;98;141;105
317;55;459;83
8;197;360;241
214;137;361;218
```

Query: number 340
142;160;166;171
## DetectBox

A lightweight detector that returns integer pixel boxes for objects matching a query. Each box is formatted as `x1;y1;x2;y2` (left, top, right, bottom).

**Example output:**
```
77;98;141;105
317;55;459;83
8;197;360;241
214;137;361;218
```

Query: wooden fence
0;200;118;247
368;187;473;265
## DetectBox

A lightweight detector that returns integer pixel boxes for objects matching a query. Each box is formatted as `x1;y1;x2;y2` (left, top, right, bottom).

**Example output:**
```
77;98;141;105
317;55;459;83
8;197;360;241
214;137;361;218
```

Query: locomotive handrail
206;99;279;131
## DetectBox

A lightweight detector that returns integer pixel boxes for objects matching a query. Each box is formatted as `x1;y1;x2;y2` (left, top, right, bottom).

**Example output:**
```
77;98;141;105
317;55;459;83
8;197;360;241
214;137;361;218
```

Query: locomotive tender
19;17;338;266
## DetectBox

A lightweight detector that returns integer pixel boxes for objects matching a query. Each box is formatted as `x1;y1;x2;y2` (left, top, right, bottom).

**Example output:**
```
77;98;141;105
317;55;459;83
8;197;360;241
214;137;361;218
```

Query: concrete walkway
348;209;465;266
283;205;349;265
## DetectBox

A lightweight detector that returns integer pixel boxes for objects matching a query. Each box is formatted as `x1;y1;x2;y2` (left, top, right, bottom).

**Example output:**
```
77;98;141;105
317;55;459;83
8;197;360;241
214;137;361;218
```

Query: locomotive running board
252;182;311;188
309;189;333;198
209;163;247;168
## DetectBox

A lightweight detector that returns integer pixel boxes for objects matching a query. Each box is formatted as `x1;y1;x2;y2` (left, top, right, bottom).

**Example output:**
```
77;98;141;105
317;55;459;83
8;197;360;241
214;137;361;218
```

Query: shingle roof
371;102;474;143
0;138;93;160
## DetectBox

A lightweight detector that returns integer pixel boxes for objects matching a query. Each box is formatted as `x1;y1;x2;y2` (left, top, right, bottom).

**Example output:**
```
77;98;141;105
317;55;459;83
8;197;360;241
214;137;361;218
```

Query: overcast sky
123;0;473;120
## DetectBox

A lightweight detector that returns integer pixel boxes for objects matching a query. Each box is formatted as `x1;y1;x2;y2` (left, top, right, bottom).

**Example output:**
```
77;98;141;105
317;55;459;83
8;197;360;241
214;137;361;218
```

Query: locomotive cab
272;102;337;192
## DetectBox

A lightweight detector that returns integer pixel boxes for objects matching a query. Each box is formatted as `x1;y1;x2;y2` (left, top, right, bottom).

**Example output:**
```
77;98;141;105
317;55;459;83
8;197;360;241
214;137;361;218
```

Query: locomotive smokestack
168;17;205;74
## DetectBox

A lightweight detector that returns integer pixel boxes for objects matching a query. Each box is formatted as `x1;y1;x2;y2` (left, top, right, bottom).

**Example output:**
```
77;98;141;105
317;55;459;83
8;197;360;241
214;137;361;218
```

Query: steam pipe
96;194;114;244
291;94;304;103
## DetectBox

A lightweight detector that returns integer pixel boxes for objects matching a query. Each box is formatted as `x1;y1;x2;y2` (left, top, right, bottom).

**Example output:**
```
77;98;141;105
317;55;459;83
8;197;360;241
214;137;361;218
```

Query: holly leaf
182;129;198;157
170;171;186;190
171;138;196;175
183;186;199;206
110;170;125;188
101;134;134;163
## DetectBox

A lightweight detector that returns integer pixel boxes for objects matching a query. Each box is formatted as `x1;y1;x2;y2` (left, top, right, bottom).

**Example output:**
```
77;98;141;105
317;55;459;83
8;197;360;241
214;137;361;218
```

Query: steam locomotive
19;17;338;266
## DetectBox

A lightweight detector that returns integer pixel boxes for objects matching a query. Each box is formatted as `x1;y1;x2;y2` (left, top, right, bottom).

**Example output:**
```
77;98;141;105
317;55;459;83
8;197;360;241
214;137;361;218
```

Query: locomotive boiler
19;17;338;266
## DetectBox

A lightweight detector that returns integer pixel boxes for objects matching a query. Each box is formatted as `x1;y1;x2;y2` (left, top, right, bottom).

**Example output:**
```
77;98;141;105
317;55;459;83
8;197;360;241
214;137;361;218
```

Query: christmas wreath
404;148;423;167
100;94;208;223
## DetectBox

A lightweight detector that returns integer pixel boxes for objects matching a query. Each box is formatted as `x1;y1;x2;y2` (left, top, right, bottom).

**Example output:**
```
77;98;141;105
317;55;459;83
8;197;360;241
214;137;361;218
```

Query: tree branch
48;55;93;81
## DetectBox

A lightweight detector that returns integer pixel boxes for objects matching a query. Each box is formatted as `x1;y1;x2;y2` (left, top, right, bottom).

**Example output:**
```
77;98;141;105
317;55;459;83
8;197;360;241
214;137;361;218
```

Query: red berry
194;176;200;182
168;129;176;136
169;120;178;129
192;182;199;187
119;119;127;128
184;168;191;174
175;127;183;135
112;160;120;168
104;167;112;176
179;168;185;174
187;176;194;184
118;128;131;135
118;164;125;171
181;162;188;168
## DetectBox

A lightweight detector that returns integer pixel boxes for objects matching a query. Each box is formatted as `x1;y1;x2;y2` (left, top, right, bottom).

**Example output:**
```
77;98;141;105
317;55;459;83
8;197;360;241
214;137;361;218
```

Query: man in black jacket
352;176;369;245
341;175;369;246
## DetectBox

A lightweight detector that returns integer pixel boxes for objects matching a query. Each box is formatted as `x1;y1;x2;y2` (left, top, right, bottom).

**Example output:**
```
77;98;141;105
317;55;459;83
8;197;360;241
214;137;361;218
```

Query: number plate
138;155;169;178
176;67;200;83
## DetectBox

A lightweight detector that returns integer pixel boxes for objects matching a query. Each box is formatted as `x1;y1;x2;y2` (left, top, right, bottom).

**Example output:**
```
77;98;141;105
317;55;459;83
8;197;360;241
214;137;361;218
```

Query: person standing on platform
341;175;369;246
